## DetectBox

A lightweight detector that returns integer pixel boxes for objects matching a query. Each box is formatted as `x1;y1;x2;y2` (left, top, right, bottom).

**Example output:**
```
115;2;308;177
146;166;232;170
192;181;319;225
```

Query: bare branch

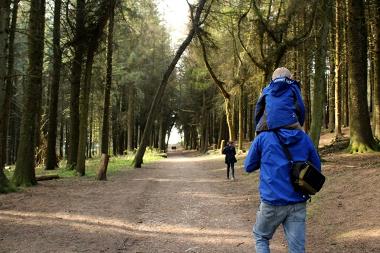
197;33;230;99
237;6;266;71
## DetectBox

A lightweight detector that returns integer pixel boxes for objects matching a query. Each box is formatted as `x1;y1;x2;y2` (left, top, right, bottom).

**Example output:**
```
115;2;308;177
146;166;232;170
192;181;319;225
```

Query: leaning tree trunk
12;0;45;187
45;0;62;170
346;0;377;152
309;0;331;148
132;0;207;168
97;6;115;181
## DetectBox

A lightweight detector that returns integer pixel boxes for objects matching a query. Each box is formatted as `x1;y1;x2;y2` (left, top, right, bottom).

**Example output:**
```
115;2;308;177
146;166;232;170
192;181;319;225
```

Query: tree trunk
76;46;96;176
111;103;118;156
76;0;113;175
100;7;115;156
45;0;62;170
200;91;207;153
309;0;331;147
247;102;253;140
96;154;109;181
12;0;45;186
343;0;350;127
238;82;244;150
347;0;377;152
59;109;64;159
328;10;335;132
373;0;380;138
127;83;135;152
68;0;86;169
334;0;343;138
88;101;93;158
0;0;14;192
224;97;235;141
133;0;207;168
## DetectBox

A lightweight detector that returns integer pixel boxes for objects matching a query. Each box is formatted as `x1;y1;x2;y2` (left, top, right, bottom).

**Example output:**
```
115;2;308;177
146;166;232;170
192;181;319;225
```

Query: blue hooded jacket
254;77;305;132
244;129;321;205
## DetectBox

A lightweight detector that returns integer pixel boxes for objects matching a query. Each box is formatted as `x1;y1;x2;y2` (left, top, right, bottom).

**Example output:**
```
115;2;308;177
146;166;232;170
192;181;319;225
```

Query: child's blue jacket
244;129;321;205
254;77;305;131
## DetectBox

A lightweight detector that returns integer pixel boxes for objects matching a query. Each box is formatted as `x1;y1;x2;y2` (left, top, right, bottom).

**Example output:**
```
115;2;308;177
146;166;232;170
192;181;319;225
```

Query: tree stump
96;154;109;181
220;140;225;154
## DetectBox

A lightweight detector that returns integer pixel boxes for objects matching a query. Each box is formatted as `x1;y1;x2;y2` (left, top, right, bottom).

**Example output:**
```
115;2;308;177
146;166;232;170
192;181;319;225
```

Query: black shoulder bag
274;131;325;195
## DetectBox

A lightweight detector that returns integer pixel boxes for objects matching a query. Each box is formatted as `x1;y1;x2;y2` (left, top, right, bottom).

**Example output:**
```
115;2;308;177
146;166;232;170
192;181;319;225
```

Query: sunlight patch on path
336;228;380;240
0;210;249;244
130;177;225;183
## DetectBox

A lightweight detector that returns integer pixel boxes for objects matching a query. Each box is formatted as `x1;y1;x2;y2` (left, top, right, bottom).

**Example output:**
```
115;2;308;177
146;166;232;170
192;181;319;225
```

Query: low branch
198;34;230;99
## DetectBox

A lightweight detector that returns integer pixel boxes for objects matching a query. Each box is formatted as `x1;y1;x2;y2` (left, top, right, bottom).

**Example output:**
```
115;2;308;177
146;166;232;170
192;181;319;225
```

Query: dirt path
0;149;255;253
0;146;379;253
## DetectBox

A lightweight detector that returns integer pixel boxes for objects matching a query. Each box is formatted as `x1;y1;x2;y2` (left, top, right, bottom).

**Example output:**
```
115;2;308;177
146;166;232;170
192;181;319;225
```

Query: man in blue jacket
244;128;321;253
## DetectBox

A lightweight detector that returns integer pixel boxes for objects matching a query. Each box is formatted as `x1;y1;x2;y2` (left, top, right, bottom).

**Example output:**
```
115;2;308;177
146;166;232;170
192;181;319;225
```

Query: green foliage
5;150;164;180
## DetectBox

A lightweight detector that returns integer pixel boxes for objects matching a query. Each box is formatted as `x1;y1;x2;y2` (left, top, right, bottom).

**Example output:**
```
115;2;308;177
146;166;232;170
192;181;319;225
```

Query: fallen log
36;175;60;181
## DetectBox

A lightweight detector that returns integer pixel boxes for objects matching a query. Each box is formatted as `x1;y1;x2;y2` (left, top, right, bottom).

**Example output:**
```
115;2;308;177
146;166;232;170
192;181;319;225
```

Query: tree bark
0;0;14;192
309;0;331;147
373;0;380;138
96;154;109;181
45;0;62;170
76;0;114;176
133;0;207;168
76;45;95;176
238;83;243;150
127;83;135;152
343;0;350;127
12;0;45;186
328;9;335;133
67;0;86;169
301;34;311;132
334;0;343;138
100;6;115;155
200;91;207;153
347;0;377;152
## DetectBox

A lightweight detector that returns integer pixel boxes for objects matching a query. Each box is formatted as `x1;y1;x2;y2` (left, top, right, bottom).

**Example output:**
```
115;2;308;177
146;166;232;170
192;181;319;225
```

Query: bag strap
274;131;293;162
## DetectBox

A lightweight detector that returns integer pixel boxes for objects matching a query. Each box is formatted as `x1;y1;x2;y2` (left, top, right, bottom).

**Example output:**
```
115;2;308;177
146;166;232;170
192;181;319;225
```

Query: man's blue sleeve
244;137;261;173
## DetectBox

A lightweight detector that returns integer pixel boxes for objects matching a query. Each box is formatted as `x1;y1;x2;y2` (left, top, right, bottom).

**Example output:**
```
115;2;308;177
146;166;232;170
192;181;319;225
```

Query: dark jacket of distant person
222;144;237;164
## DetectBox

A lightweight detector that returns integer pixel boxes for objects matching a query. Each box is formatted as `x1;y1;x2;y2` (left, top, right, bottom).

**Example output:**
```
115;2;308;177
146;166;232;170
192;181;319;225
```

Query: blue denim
253;201;306;253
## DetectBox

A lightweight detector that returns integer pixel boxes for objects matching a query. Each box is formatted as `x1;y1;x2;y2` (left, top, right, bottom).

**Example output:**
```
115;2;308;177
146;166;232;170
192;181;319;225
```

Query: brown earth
0;130;379;253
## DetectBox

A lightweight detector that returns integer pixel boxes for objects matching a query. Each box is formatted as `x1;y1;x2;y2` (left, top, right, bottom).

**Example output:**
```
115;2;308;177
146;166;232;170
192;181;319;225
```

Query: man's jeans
253;201;306;253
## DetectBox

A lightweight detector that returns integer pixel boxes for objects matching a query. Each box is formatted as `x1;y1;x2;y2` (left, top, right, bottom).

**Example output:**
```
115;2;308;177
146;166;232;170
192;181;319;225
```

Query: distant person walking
222;141;237;180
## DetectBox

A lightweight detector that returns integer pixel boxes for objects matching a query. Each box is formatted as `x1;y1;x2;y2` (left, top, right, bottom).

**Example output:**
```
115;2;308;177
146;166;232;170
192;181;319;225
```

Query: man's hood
276;128;304;145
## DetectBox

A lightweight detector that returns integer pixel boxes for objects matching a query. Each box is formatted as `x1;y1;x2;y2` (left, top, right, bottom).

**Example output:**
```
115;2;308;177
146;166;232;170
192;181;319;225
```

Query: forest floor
0;129;379;253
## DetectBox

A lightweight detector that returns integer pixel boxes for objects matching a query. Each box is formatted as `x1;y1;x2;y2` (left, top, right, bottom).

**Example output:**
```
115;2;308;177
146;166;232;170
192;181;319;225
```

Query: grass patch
4;150;164;180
